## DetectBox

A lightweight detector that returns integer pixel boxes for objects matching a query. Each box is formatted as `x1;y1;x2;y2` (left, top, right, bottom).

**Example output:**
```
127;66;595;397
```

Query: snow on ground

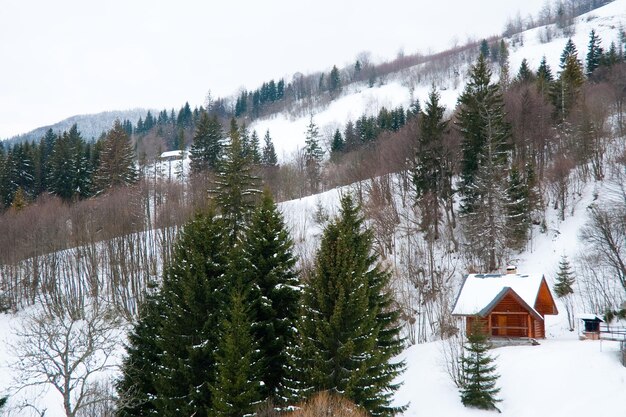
251;0;626;163
394;337;626;417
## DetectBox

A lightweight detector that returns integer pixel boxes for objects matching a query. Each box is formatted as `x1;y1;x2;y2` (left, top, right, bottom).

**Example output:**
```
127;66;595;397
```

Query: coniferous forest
1;1;626;415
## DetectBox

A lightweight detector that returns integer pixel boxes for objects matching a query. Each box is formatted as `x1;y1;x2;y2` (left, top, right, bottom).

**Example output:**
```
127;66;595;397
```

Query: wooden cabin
451;272;558;339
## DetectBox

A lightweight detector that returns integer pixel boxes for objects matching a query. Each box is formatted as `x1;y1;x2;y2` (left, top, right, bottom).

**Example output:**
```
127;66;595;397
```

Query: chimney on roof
506;265;517;275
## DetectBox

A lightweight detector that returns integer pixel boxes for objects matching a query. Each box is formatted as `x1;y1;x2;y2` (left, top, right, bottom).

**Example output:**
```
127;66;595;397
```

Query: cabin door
497;315;507;336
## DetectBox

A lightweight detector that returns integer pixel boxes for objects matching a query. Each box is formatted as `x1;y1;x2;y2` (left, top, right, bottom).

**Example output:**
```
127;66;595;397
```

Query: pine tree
154;209;229;417
261;130;278;167
95;120;137;194
456;54;512;271
303;116;324;193
211;291;262;417
460;322;501;412
241;190;300;404
413;85;449;240
585;29;604;77
505;166;531;251
515;58;535;84
498;39;510;90
554;255;576;331
249;130;262;164
553;43;585;122
329;65;341;94
480;39;490;59
190;110;223;173
116;293;163;417
212;118;261;242
330;128;345;157
294;194;405;417
536;56;554;100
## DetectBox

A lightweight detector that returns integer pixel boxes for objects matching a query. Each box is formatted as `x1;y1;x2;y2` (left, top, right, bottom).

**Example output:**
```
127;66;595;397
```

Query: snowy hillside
5;109;151;145
251;0;626;161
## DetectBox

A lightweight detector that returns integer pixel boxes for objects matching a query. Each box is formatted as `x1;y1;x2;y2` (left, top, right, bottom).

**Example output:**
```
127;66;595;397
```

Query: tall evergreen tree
154;210;229;417
330;128;345;157
554;255;576;331
536;56;554;100
190;111;223;173
585;29;604;77
413;86;449;240
212;118;261;242
261;130;278;167
303;116;324;194
293;195;405;417
505;166;531;251
460;322;501;412
515;58;535;84
329;65;341;94
456;54;512;271
95;120;137;193
553;42;585;122
241;190;300;404
211;291;262;417
249;130;262;164
116;293;163;417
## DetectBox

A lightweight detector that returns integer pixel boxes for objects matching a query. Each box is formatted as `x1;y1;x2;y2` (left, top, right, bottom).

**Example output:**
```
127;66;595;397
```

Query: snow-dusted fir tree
190;110;223;174
292;194;405;417
94;119;137;194
554;255;576;331
211;291;262;417
460;322;501;412
413;85;449;240
212;118;261;242
457;54;511;271
249;129;262;164
303;116;324;194
261;129;278;167
153;209;229;417
241;190;300;404
48;124;92;200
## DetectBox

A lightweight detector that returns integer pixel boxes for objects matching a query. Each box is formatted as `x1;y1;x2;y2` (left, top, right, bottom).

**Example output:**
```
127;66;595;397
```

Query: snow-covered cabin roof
451;273;547;318
160;150;184;159
576;313;604;322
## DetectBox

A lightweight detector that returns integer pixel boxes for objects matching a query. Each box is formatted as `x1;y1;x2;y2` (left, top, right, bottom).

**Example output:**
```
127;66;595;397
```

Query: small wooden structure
577;314;604;340
452;272;558;339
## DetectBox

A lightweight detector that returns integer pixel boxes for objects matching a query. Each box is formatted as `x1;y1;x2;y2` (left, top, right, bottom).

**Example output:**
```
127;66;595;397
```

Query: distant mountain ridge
4;109;151;145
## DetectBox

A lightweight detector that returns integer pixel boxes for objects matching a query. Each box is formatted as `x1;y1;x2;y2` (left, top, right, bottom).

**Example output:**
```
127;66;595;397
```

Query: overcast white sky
0;0;548;138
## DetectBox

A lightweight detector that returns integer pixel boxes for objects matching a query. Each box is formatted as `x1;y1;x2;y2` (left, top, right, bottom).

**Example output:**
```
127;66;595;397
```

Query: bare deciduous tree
9;301;122;417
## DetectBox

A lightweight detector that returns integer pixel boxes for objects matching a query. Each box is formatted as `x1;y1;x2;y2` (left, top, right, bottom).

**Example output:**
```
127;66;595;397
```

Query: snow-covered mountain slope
5;108;151;145
251;0;626;161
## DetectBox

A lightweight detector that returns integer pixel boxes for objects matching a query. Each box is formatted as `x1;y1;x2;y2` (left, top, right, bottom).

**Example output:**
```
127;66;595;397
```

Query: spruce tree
190;110;223;173
303;116;324;193
553;49;585;122
294;194;405;417
329;65;341;94
249;130;262;164
116;293;163;417
456;54;511;271
211;291;262;417
241;190;300;404
154;210;229;417
330;128;345;158
505;166;531;251
95;120;137;194
460;322;501;412
554;255;576;331
536;56;554;100
212;118;261;242
585;29;604;77
515;58;535;84
48;124;92;200
413;85;449;240
261;130;278;167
